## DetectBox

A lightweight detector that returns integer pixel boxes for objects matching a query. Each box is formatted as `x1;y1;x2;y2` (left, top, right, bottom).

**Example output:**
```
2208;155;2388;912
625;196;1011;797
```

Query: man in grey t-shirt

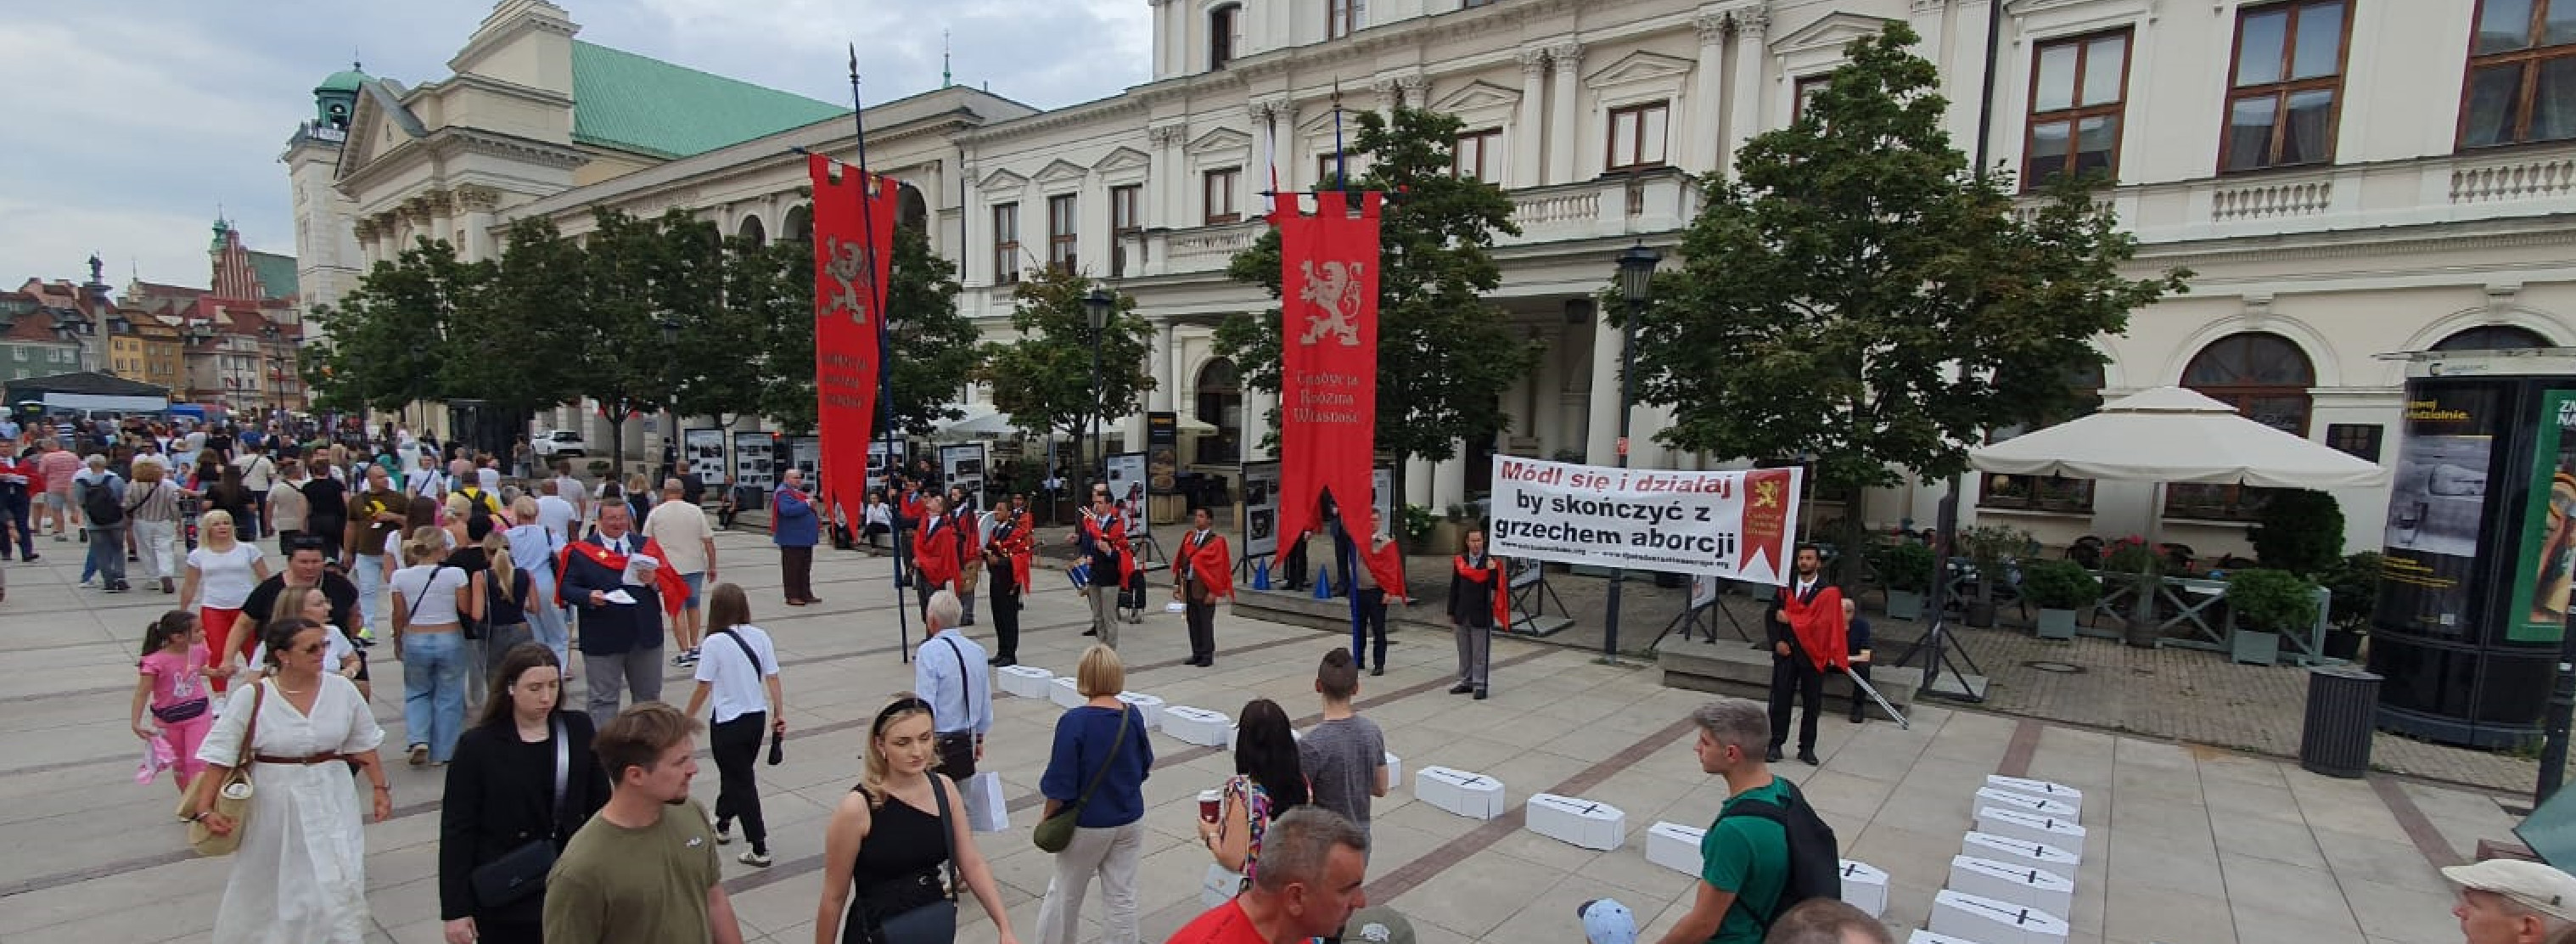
1299;649;1389;833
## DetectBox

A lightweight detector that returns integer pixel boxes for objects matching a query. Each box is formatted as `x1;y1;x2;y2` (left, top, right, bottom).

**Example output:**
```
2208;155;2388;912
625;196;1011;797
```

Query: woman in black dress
814;695;1019;944
437;643;609;944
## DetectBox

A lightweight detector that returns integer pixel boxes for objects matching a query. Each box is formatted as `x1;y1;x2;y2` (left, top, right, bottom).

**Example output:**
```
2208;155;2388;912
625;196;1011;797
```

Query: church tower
281;62;369;336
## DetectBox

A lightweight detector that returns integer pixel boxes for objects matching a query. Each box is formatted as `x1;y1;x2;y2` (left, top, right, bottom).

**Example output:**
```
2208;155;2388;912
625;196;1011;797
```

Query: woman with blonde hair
813;694;1019;944
1032;645;1153;944
181;509;271;692
474;525;535;679
390;525;475;767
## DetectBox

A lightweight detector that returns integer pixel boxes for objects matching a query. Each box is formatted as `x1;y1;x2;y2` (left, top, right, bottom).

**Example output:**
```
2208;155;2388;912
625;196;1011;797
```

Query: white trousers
1032;820;1144;944
131;519;179;581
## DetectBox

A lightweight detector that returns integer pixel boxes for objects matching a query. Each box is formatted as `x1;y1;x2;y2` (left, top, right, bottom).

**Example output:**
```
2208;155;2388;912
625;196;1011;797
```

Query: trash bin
2298;666;2381;778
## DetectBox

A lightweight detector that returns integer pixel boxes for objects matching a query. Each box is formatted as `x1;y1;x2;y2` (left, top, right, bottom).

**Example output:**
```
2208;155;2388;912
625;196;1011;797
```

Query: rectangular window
1205;168;1241;224
2222;1;2349;171
2023;31;2131;188
2463;0;2576;147
1047;194;1079;273
1328;0;1366;39
1978;474;2097;513
1111;185;1142;235
1210;4;1238;70
2326;423;2383;461
1607;102;1670;171
1795;75;1832;120
991;203;1020;284
1453;128;1501;180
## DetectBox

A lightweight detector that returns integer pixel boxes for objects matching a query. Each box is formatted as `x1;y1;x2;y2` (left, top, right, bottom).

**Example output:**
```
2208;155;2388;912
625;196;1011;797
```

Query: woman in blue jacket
773;469;821;606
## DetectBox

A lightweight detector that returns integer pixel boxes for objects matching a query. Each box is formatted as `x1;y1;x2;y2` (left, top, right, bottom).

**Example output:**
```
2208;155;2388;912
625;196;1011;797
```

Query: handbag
872;776;962;944
711;628;785;766
468;716;569;909
187;681;265;857
1032;705;1128;854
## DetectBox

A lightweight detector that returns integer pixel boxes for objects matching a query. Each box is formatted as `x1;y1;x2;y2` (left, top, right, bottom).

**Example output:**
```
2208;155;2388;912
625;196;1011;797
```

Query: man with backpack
1647;698;1839;944
73;454;131;593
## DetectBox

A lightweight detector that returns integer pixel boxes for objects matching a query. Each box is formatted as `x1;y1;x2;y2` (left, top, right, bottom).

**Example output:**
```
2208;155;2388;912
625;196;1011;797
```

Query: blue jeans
525;568;570;667
354;555;384;635
0;491;30;558
83;525;126;585
401;632;468;761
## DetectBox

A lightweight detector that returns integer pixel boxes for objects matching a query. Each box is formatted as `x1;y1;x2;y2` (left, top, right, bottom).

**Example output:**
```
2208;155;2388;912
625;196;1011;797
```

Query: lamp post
1604;244;1662;660
1083;287;1114;487
660;317;682;480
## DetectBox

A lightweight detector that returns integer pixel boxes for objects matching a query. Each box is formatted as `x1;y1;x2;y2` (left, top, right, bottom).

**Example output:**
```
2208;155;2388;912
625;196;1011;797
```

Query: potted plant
1882;542;1936;621
2019;559;2101;641
1396;503;1442;554
2102;536;2164;648
2225;568;2322;666
1956;525;2034;627
2251;489;2346;577
2321;551;2381;660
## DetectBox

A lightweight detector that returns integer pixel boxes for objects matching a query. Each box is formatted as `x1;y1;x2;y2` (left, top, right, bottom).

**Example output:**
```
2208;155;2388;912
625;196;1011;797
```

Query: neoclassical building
294;0;2576;555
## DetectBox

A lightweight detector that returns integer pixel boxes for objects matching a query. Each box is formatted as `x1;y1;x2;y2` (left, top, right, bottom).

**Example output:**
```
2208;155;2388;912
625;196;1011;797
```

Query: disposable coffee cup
1198;789;1222;822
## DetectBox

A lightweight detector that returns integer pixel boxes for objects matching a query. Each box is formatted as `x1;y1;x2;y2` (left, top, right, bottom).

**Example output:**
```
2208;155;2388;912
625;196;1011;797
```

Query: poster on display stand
867;440;907;495
732;431;777;496
787;435;822;490
1372;466;1395;539
941;443;989;513
1104;451;1150;539
683;428;728;488
1239;460;1280;560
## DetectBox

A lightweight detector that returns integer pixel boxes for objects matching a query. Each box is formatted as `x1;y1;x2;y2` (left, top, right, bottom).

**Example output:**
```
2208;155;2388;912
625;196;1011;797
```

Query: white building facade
300;0;2576;556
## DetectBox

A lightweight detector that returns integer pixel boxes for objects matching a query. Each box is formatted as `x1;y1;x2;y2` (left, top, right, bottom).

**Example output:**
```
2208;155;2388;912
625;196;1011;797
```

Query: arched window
736;216;766;246
2171;332;2315;520
898;183;929;232
1195;357;1242;464
1209;3;1242;70
2433;324;2551;351
783;204;812;244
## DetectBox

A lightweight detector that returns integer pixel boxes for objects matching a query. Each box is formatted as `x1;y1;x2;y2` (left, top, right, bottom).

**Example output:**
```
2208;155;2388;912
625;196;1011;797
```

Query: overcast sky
0;0;1147;295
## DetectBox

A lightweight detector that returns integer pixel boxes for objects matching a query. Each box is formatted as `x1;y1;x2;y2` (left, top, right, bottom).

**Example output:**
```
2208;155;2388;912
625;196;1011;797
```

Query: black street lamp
1604;244;1662;660
1083;287;1114;486
660;317;682;477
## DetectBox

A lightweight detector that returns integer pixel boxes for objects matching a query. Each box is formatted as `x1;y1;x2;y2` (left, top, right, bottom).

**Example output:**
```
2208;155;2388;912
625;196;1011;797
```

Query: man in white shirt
642;478;716;666
536;479;580;546
551;461;589;522
409;453;446;499
235;447;277;539
912;590;992;786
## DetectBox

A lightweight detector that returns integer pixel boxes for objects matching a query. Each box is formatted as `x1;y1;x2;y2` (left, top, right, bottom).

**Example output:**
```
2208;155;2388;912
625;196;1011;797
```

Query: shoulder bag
1032;704;1129;853
469;716;570;908
872;777;964;944
187;681;266;857
711;628;784;766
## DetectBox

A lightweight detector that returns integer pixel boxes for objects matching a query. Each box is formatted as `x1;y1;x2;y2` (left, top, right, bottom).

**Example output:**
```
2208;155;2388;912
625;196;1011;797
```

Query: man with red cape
911;493;962;623
557;502;691;726
980;493;1035;667
1765;545;1847;766
1171;506;1232;667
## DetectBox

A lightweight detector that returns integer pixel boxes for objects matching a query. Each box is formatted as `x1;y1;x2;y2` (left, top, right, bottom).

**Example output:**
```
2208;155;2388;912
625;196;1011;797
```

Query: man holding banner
1765;546;1847;766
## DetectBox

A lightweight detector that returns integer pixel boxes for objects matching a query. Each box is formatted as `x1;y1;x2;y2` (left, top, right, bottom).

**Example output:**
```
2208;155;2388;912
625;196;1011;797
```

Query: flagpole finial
848;42;859;81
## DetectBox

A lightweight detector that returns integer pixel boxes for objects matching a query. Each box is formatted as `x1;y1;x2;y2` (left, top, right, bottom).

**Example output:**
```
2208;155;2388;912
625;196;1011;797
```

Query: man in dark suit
1765;545;1847;766
559;503;668;727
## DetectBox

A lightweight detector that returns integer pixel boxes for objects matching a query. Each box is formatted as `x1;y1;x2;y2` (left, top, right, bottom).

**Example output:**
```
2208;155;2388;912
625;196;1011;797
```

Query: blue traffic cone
1313;567;1333;599
1252;560;1271;591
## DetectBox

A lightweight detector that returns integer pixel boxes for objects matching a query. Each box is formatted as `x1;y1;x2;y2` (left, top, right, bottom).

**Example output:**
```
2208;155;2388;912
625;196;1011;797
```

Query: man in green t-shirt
1649;698;1788;944
543;703;745;944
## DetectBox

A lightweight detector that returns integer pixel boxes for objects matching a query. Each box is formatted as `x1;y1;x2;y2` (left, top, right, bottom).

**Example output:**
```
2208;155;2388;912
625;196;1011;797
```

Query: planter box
2034;608;2078;640
2231;629;2280;666
1424;520;1463;557
1887;590;1924;621
1965;600;1998;627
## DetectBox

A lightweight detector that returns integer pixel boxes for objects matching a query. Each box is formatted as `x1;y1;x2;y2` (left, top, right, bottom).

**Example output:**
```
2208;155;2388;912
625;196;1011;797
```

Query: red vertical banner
1273;190;1382;544
808;154;900;524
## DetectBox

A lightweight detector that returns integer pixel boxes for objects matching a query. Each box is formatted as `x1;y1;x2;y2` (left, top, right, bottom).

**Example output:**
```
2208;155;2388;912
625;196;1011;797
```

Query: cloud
0;0;1144;294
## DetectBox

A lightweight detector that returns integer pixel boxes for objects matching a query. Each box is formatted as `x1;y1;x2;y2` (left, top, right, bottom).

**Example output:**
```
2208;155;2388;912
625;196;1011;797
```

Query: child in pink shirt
130;610;216;795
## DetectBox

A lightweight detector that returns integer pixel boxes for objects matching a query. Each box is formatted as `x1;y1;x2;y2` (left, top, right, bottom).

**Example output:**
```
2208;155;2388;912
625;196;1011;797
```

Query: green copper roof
317;64;371;93
248;251;298;301
569;42;847;160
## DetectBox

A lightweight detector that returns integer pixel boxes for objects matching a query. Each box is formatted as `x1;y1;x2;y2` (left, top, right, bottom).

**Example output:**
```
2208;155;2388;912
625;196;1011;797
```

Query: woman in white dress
187;615;392;944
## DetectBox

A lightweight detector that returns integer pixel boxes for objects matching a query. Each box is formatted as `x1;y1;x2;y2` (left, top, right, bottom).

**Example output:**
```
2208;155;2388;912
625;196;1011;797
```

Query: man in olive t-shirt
544;703;744;944
1648;698;1789;944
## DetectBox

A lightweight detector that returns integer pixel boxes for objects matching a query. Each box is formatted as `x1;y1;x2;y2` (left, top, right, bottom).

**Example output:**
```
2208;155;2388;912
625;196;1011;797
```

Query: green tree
981;266;1154;471
672;233;777;427
303;239;488;419
747;236;818;433
1215;105;1537;499
574;208;723;467
453;217;584;419
885;222;980;436
1626;23;2187;576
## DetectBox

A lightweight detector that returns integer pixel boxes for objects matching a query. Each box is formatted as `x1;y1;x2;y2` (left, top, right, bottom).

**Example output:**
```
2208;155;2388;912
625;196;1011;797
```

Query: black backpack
81;475;126;526
1717;779;1841;929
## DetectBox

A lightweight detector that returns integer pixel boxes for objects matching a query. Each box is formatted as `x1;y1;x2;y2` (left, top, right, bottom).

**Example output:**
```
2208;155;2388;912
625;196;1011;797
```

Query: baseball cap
2444;858;2576;920
1342;907;1414;944
1578;898;1636;944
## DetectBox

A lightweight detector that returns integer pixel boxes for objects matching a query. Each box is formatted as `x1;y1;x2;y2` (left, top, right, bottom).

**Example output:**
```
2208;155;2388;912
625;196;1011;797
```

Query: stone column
1512;48;1551;189
1723;6;1770;181
1432;447;1465;510
1529;326;1562;451
1151;0;1176;78
959;161;985;284
455;185;502;262
1249;99;1277;199
1690;14;1731;174
1147;125;1186;232
1273;103;1303;198
1584;312;1620;464
1405;456;1434;507
1150;321;1176;413
1547;42;1585;185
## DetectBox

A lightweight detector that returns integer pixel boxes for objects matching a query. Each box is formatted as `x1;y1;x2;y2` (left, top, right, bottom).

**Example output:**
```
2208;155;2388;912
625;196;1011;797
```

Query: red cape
1454;554;1509;627
557;537;690;618
913;517;962;589
1361;537;1407;599
1782;582;1849;671
986;512;1034;591
1175;531;1233;599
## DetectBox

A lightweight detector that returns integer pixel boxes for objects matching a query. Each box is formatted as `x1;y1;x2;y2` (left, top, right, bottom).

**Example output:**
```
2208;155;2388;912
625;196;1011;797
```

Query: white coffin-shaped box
1928;890;2068;944
1162;705;1232;747
1838;860;1889;919
1526;794;1627;851
1962;831;2081;881
1383;752;1402;786
1415;766;1507;820
1949;855;2074;918
1973;786;2080;823
1907;932;1987;944
1047;677;1086;710
1985;775;2085;818
1646;822;1705;876
997;665;1055;699
1975;806;2087;857
1114;692;1166;730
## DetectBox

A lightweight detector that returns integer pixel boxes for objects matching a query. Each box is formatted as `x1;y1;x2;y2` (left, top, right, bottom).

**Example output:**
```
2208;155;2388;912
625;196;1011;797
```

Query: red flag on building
808;154;901;524
1273;189;1381;545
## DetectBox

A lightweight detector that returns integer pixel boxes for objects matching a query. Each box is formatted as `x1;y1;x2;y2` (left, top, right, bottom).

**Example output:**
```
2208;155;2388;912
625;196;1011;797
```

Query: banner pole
850;44;915;661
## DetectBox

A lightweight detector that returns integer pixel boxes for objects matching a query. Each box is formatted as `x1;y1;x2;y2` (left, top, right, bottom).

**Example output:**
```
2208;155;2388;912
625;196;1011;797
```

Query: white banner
1488;456;1802;585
